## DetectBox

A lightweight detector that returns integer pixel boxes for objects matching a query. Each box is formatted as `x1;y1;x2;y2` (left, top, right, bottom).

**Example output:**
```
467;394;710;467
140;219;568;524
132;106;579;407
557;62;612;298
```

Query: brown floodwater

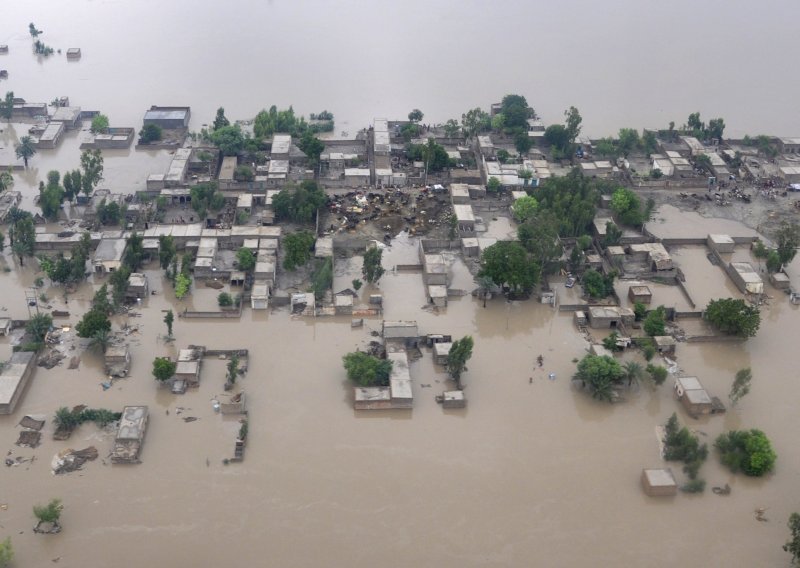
0;227;799;566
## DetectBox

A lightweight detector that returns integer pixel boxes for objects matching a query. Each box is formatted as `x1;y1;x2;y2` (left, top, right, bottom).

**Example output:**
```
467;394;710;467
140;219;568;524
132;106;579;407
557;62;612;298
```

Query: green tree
352;278;363;291
461;107;490;139
687;112;704;133
486;176;501;193
775;222;800;268
271;181;326;224
564;106;582;144
226;353;240;385
190;182;225;219
175;272;191;299
572;354;625;402
209;124;245;156
234;164;254;182
218;292;233;307
500;94;531;131
475;274;495;308
641;130;658;154
496;149;510;164
10;213;35;265
643;305;667;336
29;23;42;38
729;367;752;406
312;257;333;300
622;360;644;387
705;298;760;338
594;137;617;158
253;105;308;138
92;283;112;315
342;351;392;387
443;119;461;138
0;91;14;120
15;135;36;168
298;130;325;166
544;124;571;159
616;128;640;157
479;241;539;295
663;413;708;479
213;107;230;130
511;195;538;223
89;328;111;353
633;301;647;321
90;114;109;133
76;309;111;338
80;149;104;195
534;169;612;236
110;266;131;307
39;172;65;220
407;139;450;172
514;131;532;155
581;269;614;299
283;231;315;270
714;429;776;477
362;246;385;284
610;187;644;226
0;537;12;568
152;357;176;382
408;109;424;123
784;513;800;566
158;235;177;270
123;233;145;271
0;168;14;192
603;222;622;246
447;335;474;388
236;247;256;272
26;312;53;341
646;364;668;385
33;498;63;525
708;118;725;140
139;123;163;144
517;211;563;275
766;250;782;274
164;309;174;337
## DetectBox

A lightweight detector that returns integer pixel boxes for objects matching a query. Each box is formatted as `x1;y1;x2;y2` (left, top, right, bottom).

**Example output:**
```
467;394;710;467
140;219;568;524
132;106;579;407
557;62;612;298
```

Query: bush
646;364;668;385
602;332;622;352
152;357;176;382
663;413;708;479
218;292;233;307
705;298;760;338
680;479;706;493
311;257;333;300
139;124;163;144
715;429;776;477
283;231;315;270
633;302;647;322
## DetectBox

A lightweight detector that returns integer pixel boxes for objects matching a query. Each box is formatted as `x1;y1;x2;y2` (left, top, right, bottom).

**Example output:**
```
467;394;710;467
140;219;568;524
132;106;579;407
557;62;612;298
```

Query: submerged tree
362;246;385;284
163;309;174;338
784;513;800;566
446;336;474;389
33;498;63;532
729;367;752;406
152;357;176;382
15;136;36;168
342;351;392;387
0;537;12;568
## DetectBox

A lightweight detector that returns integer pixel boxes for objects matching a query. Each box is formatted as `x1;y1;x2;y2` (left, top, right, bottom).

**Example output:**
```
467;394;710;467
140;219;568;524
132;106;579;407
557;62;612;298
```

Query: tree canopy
190;182;225;219
91;114;109;133
209;124;245;156
572;354;625;402
342;352;392;387
446;336;474;387
362;246;385;284
272;181;326;224
152;357;176;382
517;210;563;276
714;429;776;477
478;241;540;295
283;231;315;270
511;195;538;223
705;298;760;338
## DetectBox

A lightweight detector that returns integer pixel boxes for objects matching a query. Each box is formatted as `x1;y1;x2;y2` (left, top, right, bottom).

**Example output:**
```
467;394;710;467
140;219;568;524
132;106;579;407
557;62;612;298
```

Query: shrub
643;305;666;336
218;292;233;307
342;352;392;387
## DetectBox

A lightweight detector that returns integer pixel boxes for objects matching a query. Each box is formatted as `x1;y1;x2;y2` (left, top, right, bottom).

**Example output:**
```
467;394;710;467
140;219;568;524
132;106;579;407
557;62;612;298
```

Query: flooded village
2;11;800;568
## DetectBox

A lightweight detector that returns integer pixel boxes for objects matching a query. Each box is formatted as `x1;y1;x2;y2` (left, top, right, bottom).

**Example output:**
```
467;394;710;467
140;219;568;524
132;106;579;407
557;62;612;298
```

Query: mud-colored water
0;231;799;566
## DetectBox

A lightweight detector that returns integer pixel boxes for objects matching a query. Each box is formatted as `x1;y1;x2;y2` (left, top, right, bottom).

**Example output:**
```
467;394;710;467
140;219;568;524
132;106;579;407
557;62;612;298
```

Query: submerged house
104;345;131;378
0;352;37;415
110;406;149;464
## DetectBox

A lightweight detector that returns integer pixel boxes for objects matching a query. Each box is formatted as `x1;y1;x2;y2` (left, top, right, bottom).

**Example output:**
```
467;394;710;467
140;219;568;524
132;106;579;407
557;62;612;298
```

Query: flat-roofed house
110;406;149;464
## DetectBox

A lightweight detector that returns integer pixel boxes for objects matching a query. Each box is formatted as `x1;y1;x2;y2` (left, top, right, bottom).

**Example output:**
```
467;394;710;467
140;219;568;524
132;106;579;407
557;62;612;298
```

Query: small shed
126;272;148;299
0;317;11;336
674;376;713;417
641;468;678;497
585;253;603;270
574;310;587;327
66;48;82;59
707;234;735;254
111;406;148;464
653;336;676;355
427;285;448;307
728;262;763;295
461;237;479;258
628;285;653;305
588;306;622;329
432;342;452;365
251;281;269;310
334;294;354;315
104;345;131;377
440;390;466;409
770;272;791;290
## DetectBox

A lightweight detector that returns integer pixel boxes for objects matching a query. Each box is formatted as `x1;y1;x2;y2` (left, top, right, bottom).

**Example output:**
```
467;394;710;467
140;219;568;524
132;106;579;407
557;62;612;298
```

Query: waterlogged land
0;227;798;566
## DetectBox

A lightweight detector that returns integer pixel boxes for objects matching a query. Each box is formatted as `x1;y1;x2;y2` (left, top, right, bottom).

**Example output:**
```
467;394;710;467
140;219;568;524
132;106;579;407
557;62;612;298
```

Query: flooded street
0;235;798;566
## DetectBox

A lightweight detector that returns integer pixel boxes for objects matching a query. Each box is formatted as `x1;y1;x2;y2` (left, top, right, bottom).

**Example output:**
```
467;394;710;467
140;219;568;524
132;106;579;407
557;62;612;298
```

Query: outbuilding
0;352;37;415
432;342;452;365
126;272;149;300
641;468;678;497
728;262;763;295
707;234;735;254
674;376;713;417
628;285;653;305
104;345;131;377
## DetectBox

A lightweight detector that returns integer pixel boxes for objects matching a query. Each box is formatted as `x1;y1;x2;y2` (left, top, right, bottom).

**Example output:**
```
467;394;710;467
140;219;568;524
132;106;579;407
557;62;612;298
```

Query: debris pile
51;446;99;474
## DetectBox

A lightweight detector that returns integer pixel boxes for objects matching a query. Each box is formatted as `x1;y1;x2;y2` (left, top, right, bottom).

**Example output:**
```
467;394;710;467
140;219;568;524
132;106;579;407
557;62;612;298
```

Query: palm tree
0;168;13;192
623;361;644;387
89;328;111;353
589;376;615;402
15;136;36;168
476;275;495;308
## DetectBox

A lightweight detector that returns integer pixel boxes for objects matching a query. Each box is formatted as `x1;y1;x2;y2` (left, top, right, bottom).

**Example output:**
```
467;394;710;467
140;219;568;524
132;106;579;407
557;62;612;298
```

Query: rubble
51;446;99;474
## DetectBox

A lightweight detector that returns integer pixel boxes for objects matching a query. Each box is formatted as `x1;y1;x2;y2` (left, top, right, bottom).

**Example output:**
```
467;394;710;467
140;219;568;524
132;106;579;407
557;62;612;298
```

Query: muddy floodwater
0;226;799;566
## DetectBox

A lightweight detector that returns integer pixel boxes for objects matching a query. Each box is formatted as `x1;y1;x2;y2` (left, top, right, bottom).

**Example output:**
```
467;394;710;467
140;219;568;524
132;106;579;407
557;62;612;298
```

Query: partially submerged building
126;272;149;299
588;306;634;329
674;376;714;417
728;262;763;295
93;238;126;273
105;345;131;378
432;342;452;365
50;106;82;130
111;406;149;464
641;468;678;497
0;352;37;415
143;106;190;129
387;349;413;409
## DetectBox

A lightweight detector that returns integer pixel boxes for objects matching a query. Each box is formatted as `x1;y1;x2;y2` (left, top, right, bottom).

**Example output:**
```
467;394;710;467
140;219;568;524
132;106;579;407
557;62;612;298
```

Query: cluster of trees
446;336;474;389
39;233;91;286
38;150;105;220
236;247;256;272
342;351;392;387
272;181;326;224
406;139;451;172
643;305;667;336
572;354;624;402
9;208;36;265
311;257;333;300
517;210;563;277
90;114;109;134
95;198;124;226
704;298;760;338
663;413;708;491
254;105;307;138
534;170;614;236
511;195;538;223
139;123;163;144
594;128;658;159
54;406;121;431
581;269;616;300
714;429;776;477
753;223;800;274
742;134;778;158
491;94;535;154
610;188;653;228
190;182;225;219
0;91;14;120
75;284;113;345
543;106;582;160
460;107;491;139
